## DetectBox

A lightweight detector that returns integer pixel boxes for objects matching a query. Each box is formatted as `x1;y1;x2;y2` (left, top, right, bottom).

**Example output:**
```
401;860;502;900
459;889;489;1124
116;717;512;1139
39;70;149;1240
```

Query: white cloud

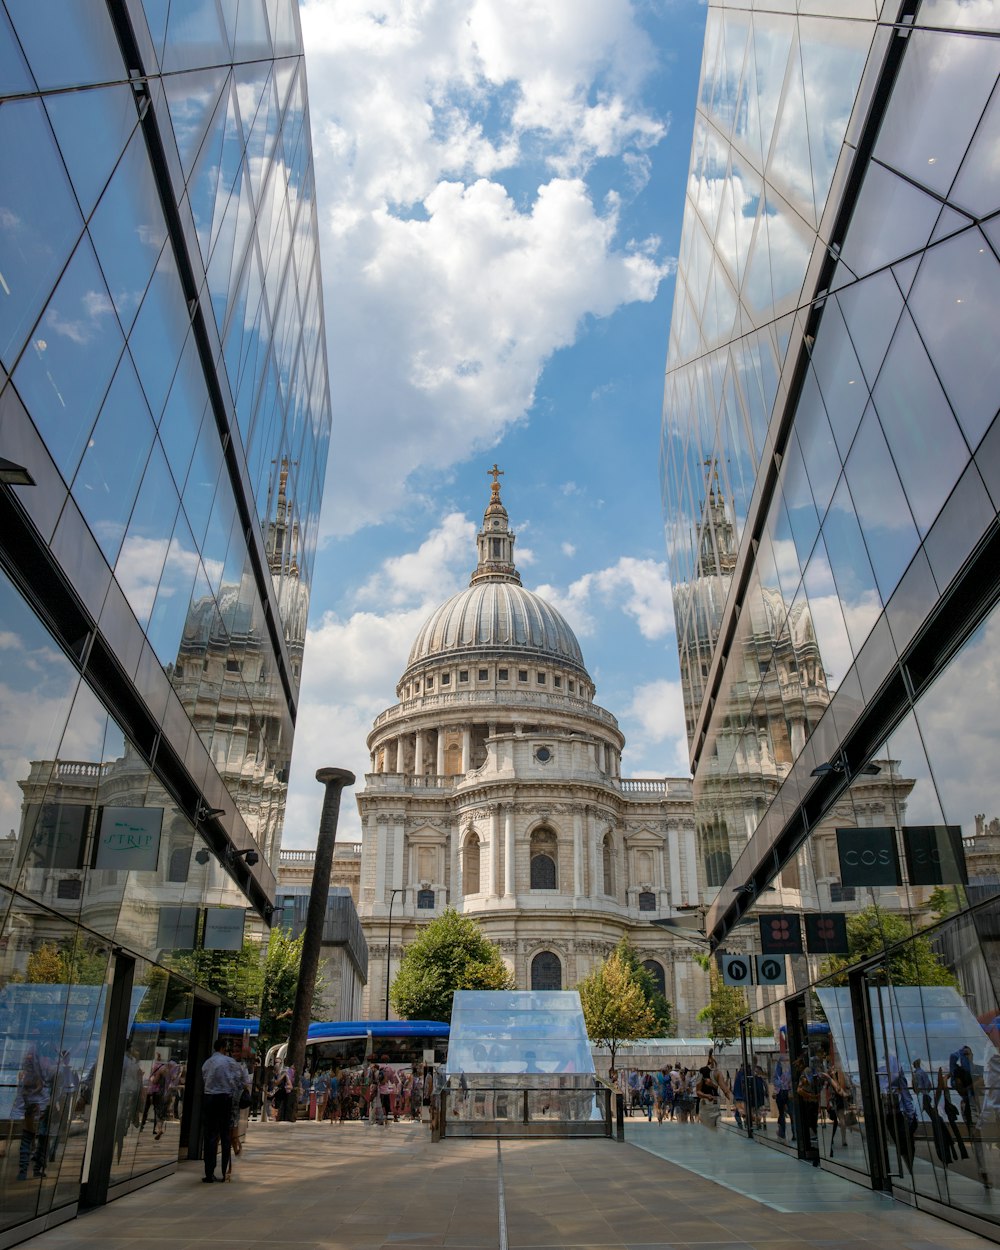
357;512;475;607
622;677;690;776
300;0;673;535
537;555;675;642
561;542;576;557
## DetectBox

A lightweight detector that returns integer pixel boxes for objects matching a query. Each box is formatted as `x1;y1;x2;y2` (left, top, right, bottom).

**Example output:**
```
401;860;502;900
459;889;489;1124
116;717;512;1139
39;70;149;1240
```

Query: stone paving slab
8;1120;998;1250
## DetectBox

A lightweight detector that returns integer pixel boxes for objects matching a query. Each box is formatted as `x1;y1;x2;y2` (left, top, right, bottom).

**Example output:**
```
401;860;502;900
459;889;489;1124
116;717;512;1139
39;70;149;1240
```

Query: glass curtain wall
0;0;333;1236
661;0;1000;1234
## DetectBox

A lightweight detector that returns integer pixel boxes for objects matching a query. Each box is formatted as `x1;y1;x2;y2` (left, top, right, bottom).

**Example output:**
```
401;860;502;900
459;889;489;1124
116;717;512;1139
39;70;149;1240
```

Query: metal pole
284;767;355;1122
385;887;402;1019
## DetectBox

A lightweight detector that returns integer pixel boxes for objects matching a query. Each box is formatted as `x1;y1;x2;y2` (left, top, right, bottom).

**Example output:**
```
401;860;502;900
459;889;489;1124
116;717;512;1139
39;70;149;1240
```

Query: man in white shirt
201;1038;242;1183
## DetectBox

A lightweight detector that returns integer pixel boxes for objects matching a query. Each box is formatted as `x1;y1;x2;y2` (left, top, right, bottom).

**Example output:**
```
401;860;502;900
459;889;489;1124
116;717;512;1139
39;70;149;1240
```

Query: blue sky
284;0;709;846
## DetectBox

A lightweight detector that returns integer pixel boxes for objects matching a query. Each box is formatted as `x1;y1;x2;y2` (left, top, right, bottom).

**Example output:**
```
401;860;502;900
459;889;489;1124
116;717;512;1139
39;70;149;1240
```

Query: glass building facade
661;0;1000;1237
0;0;331;1240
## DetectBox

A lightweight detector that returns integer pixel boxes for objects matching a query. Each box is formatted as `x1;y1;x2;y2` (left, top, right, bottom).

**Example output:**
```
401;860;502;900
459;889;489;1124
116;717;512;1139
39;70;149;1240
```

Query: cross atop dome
471;465;521;586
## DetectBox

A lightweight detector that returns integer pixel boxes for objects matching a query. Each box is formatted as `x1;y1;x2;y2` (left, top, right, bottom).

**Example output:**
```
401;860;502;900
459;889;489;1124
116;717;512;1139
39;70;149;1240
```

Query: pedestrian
201;1037;243;1184
696;1065;721;1130
653;1067;671;1124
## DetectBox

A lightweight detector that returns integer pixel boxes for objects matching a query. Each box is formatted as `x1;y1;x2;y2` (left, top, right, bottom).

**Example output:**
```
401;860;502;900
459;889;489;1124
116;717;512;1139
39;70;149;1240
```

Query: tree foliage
695;954;749;1052
612;937;674;1036
170;926;325;1053
390;908;514;1022
15;940;108;986
818;904;956;987
577;946;658;1070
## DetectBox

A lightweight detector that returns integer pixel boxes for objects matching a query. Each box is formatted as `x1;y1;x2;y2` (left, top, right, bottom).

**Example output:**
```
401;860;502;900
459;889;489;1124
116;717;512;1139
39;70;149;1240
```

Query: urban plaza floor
11;1119;999;1250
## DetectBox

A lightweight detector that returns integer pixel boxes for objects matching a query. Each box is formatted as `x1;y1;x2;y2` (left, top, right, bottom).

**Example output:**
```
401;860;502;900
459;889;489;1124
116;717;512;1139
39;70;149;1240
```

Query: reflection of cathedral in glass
661;1;1000;1228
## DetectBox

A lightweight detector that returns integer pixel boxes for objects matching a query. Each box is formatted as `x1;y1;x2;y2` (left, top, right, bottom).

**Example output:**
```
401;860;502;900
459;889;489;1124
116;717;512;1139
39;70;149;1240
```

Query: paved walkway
15;1119;999;1250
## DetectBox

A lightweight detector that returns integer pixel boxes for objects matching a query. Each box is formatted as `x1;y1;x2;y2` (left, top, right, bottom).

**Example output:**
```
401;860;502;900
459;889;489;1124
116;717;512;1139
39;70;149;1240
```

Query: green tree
170;926;325;1054
577;947;657;1072
390;908;514;1022
695;954;750;1052
818;904;956;987
15;939;108;985
611;937;674;1035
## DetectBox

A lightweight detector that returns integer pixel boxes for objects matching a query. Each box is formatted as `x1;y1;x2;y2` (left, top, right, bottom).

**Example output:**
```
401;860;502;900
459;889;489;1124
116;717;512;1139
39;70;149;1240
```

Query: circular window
535;747;552;763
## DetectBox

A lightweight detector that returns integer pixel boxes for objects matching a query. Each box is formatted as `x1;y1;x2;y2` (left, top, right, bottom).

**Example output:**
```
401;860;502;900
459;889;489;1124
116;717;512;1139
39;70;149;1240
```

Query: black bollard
283;767;355;1121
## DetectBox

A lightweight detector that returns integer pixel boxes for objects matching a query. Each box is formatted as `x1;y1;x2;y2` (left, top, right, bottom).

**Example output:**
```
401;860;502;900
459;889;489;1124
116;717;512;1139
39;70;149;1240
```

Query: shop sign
93;806;162;871
156;905;200;950
804;913;849;954
755;954;787;986
836;826;900;887
22;802;89;869
203;906;246;950
721;954;753;986
758;913;803;954
902;825;967;886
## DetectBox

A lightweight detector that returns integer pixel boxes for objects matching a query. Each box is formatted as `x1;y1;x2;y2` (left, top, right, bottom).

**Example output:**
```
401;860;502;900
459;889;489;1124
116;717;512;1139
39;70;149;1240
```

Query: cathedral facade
356;475;708;1033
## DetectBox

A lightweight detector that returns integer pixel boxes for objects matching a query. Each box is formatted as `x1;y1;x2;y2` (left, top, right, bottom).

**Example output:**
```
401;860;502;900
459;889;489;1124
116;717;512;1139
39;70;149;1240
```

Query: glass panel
873;29;999;198
0;98;83;369
115;438;179;630
72;351;155;564
835;268;904;391
769;35;816;225
5;0;124;89
950;80;1000;219
162;0;229;74
163;66;231;180
822;476;882;656
907;228;1000;451
128;245;190;421
842;404;920;602
13;236;124;485
157;332;210;488
839;161;942;280
45;85;138;221
871;311;971;535
146;513;200;668
88;130;168;335
0;897;110;1231
0;6;31;94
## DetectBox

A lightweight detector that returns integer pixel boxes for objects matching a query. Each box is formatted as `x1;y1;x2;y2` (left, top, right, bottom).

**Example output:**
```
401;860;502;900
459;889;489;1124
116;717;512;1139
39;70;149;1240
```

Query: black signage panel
804;913;850;954
902;825;968;886
156;905;200;950
836;827;901;887
758;913;803;954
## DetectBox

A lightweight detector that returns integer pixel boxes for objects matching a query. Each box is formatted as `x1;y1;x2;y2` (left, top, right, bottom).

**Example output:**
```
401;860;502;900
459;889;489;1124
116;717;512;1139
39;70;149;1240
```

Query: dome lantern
471;464;521;585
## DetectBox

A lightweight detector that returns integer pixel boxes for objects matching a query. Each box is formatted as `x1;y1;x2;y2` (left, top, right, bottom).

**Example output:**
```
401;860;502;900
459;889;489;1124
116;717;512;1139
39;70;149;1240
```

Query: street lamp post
385;887;404;1020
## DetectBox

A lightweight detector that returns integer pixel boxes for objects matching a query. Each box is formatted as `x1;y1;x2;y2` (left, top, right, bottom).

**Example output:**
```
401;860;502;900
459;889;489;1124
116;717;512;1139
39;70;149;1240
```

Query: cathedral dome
403;468;589;678
407;580;586;670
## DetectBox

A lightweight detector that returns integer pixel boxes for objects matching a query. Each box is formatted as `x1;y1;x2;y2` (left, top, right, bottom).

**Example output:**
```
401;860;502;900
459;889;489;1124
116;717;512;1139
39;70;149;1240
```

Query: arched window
530;827;558;890
463;831;480;894
602;834;614;896
531;951;562;991
168;847;190;882
642;960;666;998
701;820;732;888
638;890;656;911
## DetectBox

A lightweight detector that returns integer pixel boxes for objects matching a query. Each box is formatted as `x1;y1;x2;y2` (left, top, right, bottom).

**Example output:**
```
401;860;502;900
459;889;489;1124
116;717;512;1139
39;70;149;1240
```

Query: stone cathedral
356;472;708;1033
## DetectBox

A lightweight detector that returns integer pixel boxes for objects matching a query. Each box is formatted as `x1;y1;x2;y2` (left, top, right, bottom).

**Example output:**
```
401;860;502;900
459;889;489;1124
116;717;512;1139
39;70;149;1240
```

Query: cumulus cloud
357;512;475;607
536;555;675;642
622;677;690;776
300;0;673;534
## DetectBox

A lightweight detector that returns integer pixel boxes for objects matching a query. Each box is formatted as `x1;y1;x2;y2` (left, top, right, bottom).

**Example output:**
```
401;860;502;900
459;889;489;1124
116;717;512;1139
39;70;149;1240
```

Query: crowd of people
259;1057;439;1126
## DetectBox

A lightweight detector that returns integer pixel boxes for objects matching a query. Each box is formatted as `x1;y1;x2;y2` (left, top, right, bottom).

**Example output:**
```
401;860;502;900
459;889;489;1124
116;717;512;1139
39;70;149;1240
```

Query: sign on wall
203;906;246;951
721;954;753;986
21;802;89;869
804;913;850;955
755;954;787;986
758;914;803;954
156;905;200;950
93;807;163;871
836;827;901;887
902;825;967;886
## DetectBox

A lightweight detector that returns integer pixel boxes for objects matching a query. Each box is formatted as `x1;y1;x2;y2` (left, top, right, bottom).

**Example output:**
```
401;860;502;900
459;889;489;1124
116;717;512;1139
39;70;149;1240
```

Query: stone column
573;810;584;899
436;730;445;776
490;805;500;898
461;726;471;772
414;730;424;775
667;824;682;908
504;806;515;898
684;827;699;903
395;736;404;774
393;817;405;890
375;814;388;900
597;741;606;773
586;807;597;897
452;819;462;903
